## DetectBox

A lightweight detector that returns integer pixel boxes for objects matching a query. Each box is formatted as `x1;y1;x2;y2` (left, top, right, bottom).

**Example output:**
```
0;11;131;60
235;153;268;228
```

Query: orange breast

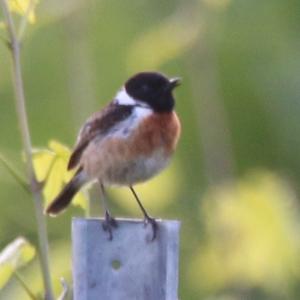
129;111;181;157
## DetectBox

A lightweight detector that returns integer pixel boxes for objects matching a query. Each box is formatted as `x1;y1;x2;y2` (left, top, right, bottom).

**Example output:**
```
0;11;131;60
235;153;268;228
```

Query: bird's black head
125;72;181;113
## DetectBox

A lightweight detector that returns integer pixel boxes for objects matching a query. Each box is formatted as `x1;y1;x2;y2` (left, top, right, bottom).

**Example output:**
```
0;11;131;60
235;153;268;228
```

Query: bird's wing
67;103;134;170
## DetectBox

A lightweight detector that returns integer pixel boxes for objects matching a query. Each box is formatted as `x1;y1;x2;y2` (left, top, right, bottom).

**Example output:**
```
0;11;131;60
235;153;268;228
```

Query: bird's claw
143;215;158;242
102;211;118;240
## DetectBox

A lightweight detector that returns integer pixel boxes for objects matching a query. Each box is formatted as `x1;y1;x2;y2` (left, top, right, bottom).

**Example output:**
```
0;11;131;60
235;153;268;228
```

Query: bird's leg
129;186;158;241
99;182;117;240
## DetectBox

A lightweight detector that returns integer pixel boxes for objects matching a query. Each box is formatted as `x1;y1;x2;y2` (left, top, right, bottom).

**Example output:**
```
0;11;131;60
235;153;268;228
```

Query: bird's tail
45;169;87;216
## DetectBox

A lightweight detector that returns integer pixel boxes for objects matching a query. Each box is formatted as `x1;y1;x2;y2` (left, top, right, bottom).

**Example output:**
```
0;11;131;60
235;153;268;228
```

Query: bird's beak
168;77;181;90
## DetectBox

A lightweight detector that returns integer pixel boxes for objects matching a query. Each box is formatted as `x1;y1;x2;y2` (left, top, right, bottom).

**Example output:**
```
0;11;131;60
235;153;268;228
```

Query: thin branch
14;271;39;300
0;1;54;299
0;1;34;178
0;152;30;193
57;277;69;300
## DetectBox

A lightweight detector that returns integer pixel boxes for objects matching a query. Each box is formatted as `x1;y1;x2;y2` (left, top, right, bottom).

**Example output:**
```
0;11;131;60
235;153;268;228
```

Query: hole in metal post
111;259;121;270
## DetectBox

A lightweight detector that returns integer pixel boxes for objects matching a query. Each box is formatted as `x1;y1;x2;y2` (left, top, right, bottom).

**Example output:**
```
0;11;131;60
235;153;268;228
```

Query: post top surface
72;217;181;226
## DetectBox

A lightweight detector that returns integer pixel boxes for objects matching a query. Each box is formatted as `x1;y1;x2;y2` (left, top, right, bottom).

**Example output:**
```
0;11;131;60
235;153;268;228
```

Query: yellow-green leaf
73;191;88;210
0;237;36;289
31;149;55;182
8;0;39;24
32;140;88;210
189;171;300;293
49;140;71;159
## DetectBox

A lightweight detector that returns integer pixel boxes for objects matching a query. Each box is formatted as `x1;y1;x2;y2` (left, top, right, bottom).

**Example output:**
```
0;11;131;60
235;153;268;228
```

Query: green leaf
0;237;36;289
32;140;88;210
8;0;39;23
127;11;202;71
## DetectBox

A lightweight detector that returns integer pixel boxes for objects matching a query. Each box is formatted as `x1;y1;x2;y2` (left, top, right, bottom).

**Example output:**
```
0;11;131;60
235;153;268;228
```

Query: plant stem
57;278;69;300
0;152;30;193
0;1;54;299
14;272;39;300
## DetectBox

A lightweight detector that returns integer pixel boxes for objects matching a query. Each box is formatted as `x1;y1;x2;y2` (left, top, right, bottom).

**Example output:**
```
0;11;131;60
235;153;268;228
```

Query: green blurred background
1;0;300;299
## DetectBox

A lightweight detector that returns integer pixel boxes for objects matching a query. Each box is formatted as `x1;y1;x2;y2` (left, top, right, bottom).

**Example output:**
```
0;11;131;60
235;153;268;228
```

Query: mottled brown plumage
68;104;133;170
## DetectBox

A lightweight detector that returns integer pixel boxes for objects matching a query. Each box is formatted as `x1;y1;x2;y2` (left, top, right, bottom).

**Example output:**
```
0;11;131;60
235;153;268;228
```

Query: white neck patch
115;88;136;105
114;88;151;109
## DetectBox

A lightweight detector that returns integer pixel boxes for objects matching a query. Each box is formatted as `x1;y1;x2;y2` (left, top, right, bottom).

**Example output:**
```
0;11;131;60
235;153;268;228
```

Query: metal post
72;218;180;300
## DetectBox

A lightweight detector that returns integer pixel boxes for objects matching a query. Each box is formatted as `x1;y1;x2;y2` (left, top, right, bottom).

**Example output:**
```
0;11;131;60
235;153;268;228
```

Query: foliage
33;140;88;210
190;171;300;296
0;237;35;289
8;0;38;23
1;0;300;299
1;0;53;298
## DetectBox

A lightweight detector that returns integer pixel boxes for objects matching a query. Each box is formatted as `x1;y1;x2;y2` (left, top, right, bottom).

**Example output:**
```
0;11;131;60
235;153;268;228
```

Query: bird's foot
143;215;158;242
102;210;118;240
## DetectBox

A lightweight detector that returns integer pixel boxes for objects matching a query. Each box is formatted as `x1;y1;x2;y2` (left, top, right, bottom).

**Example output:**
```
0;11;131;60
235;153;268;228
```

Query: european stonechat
46;71;181;240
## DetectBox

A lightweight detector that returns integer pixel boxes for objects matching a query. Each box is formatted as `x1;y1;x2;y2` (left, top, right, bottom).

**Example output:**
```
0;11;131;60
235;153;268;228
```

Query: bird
45;71;181;240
